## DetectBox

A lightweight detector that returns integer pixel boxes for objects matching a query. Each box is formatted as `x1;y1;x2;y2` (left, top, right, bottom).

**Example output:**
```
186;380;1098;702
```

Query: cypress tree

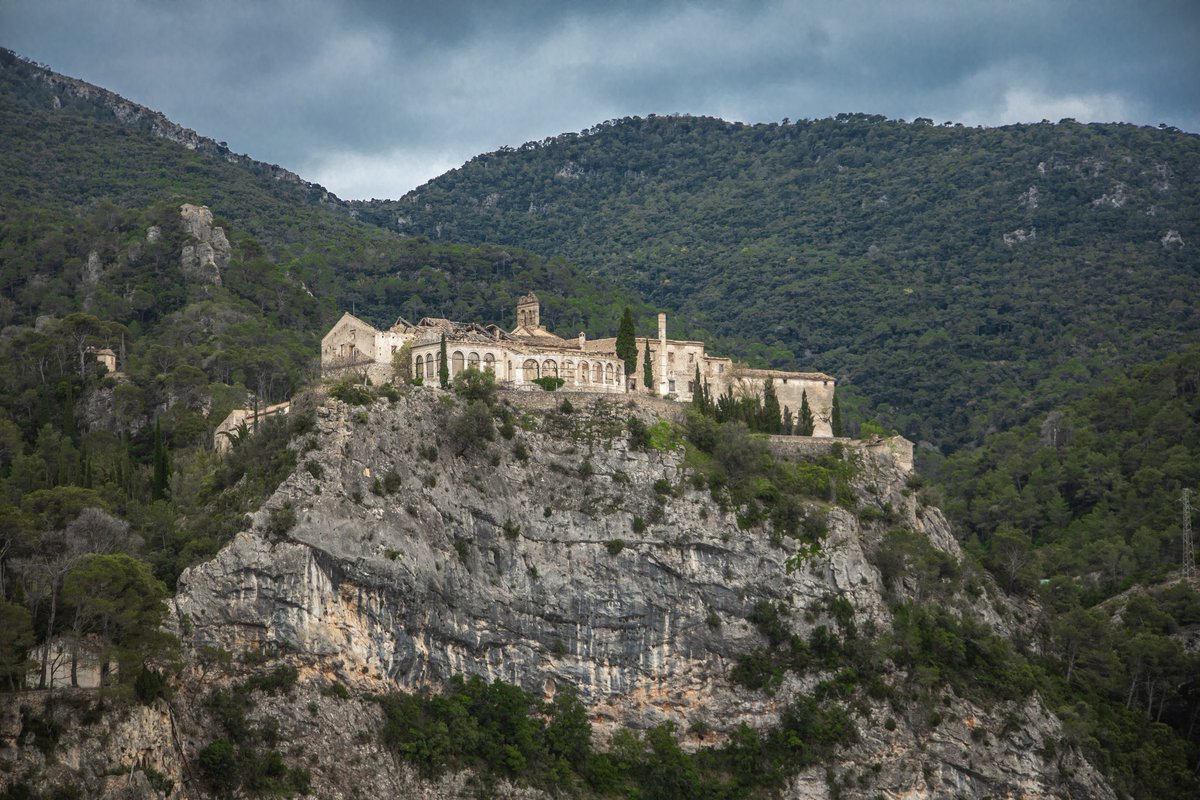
151;419;169;501
761;378;781;434
691;365;706;414
642;340;653;392
782;406;794;436
78;442;92;489
615;308;638;375
831;393;844;437
438;334;449;389
798;390;815;436
61;379;76;442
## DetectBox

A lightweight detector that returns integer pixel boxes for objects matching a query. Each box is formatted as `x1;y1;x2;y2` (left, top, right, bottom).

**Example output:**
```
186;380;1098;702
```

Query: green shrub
532;376;565;391
452;367;498;406
503;519;521;540
631;516;646;534
382;470;402;493
450;400;495;454
304;459;324;479
607;539;626;556
266;504;297;536
330;379;373;406
322;682;351;700
626;416;650;450
134;665;169;705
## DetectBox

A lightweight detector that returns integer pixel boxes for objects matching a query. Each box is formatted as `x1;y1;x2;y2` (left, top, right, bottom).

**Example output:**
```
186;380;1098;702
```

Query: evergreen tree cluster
690;374;814;436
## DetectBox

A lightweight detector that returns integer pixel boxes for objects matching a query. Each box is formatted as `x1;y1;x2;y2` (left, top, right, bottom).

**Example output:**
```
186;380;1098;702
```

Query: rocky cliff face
178;204;230;287
1;390;1116;799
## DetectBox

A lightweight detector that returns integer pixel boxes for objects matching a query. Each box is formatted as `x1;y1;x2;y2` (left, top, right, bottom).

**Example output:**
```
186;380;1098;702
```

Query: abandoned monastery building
322;293;837;437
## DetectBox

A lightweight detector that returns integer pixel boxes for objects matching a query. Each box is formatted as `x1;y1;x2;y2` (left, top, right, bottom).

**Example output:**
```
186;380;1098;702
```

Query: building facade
320;293;836;436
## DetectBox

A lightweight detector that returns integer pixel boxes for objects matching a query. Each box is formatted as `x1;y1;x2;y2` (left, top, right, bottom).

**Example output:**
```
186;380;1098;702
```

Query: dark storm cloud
2;0;1197;199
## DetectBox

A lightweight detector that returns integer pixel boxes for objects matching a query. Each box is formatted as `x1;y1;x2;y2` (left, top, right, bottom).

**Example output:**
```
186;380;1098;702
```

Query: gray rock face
178;203;229;286
167;389;1114;799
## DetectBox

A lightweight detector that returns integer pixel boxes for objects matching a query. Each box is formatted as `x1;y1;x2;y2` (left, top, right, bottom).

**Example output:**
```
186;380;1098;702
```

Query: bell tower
516;292;540;330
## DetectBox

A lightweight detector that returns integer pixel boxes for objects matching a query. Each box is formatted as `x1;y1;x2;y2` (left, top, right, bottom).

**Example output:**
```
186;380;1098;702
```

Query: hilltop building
321;293;836;436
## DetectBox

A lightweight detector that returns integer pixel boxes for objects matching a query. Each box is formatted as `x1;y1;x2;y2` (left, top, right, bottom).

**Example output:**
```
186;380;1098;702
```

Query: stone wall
768;433;914;473
501;388;687;423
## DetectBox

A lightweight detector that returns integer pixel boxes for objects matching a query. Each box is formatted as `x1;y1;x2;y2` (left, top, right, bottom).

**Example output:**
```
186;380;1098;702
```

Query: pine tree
831;392;844;437
642;339;653;392
616;308;638;375
761;378;781;433
798;390;815;436
438;334;449;389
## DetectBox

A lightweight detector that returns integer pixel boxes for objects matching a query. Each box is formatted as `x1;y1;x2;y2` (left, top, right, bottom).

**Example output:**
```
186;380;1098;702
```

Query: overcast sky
3;0;1198;200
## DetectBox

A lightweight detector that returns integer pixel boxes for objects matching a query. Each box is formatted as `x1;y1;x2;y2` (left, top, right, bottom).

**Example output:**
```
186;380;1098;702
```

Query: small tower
516;292;540;330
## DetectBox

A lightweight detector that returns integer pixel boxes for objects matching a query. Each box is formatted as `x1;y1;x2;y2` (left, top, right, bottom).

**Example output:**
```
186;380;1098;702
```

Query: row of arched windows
521;358;619;384
414;350;621;385
417;351;497;379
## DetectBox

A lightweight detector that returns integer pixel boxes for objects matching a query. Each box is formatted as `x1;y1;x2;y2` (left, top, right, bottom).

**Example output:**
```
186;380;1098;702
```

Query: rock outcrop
178;204;230;286
170;389;1112;799
1;390;1116;798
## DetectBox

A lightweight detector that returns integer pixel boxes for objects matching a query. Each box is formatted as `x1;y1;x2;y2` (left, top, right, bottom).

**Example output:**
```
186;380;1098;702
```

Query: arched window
605;363;614;384
593;363;603;383
542;359;558;377
523;359;540;380
425;354;435;379
483;353;495;373
468;352;480;369
579;361;590;383
451;351;465;376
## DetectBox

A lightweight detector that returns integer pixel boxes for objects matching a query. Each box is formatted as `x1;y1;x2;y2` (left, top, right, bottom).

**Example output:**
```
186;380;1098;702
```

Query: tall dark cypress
151;419;169;500
615;308;638;376
761;378;781;433
642;340;653;391
831;393;844;437
691;366;706;413
438;334;449;389
798;390;815;436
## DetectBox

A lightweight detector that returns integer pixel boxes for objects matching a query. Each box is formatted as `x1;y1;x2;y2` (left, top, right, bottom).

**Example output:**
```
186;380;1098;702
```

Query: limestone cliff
178;204;230;286
1;390;1116;799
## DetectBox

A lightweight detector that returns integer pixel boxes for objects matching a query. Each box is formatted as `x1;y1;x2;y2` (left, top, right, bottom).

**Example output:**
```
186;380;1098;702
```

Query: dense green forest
939;348;1200;795
359;114;1200;451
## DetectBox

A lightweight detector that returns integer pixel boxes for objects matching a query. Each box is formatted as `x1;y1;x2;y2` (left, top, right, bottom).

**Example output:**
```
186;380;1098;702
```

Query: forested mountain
0;49;643;582
358;114;1200;451
1;48;1198;799
0;47;640;337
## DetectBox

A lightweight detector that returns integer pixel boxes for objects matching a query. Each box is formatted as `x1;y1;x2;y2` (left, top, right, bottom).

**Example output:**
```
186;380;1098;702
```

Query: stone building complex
321;293;837;436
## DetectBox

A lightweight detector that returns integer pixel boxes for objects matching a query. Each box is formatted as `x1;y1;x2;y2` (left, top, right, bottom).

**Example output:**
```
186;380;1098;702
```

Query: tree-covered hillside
358;114;1200;451
0;48;647;604
0;48;642;338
